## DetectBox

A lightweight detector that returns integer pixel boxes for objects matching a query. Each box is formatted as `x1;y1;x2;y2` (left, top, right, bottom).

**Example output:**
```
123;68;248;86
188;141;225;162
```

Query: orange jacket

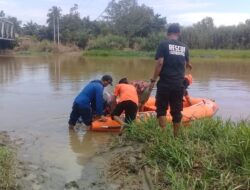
114;84;139;105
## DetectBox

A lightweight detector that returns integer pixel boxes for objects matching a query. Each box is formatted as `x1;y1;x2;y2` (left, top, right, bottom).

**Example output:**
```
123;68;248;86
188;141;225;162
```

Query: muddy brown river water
0;55;250;189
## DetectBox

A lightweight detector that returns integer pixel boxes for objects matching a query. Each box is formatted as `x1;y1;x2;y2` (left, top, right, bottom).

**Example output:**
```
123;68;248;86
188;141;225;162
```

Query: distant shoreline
1;49;250;59
83;49;250;59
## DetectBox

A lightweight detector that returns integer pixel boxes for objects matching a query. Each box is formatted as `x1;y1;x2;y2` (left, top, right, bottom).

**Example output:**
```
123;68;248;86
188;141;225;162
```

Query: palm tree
47;6;61;44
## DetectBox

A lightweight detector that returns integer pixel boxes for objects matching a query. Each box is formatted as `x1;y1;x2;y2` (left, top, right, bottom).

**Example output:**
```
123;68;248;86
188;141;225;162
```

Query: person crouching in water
111;78;138;134
68;75;113;130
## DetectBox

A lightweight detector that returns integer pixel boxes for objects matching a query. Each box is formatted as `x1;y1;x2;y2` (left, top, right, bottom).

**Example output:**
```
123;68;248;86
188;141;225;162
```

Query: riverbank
0;131;56;190
0;37;80;57
2;48;250;59
0;132;16;190
103;118;250;189
0;50;82;58
83;49;250;59
83;49;155;57
1;117;250;190
62;118;250;190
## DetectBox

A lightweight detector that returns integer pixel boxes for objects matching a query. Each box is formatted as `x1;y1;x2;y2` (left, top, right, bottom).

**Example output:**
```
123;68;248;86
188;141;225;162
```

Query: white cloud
174;12;250;26
18;9;49;25
0;0;16;9
153;0;212;11
140;0;213;12
0;0;7;5
1;1;47;25
2;0;250;27
46;0;62;2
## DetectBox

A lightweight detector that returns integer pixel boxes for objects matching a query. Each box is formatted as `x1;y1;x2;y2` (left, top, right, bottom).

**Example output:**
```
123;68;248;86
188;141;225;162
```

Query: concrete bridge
0;17;15;41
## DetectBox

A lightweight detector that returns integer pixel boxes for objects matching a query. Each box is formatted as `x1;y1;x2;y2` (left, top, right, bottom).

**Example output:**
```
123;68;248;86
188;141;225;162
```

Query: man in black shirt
150;23;192;137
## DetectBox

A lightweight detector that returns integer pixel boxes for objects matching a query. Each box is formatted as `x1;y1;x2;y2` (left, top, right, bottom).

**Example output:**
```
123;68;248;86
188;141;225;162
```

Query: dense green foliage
125;118;250;189
104;0;166;43
2;0;250;51
181;17;250;49
0;146;15;189
88;35;128;50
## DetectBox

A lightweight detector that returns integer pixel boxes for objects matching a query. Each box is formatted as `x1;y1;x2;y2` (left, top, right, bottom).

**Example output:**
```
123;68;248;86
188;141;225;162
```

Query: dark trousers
111;100;138;123
68;103;92;126
156;86;184;123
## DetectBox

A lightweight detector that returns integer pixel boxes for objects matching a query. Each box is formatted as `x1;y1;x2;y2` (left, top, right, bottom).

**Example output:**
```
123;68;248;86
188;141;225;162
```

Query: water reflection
1;56;250;88
1;55;250;121
68;129;111;166
191;59;250;88
47;56;153;88
0;57;22;84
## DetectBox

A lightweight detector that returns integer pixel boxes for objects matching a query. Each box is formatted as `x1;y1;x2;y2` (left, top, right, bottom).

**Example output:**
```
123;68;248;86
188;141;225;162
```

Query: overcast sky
1;0;250;26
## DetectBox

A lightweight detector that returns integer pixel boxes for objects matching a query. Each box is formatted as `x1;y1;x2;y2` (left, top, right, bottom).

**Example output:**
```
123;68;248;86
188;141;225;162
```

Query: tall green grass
191;49;250;59
125;118;250;190
0;146;15;190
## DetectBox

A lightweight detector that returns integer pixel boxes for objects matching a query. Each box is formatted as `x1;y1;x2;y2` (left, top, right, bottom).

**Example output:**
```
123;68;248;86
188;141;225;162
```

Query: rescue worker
150;23;192;137
111;78;139;134
68;75;113;130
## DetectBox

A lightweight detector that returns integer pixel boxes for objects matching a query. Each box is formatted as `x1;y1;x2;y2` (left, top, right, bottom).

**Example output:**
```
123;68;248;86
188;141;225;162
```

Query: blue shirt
74;80;104;115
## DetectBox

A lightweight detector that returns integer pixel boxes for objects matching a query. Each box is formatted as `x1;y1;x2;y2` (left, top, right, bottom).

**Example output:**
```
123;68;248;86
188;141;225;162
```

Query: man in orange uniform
111;78;139;133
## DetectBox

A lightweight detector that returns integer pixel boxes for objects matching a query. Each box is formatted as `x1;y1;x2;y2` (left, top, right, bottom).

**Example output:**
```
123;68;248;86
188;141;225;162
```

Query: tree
104;0;166;42
60;4;82;44
22;21;40;36
194;17;215;49
47;6;62;43
70;4;80;17
0;10;5;17
182;17;215;49
22;21;49;41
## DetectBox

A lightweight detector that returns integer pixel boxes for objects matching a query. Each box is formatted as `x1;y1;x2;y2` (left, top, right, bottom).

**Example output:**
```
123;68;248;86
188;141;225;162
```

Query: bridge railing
0;17;15;40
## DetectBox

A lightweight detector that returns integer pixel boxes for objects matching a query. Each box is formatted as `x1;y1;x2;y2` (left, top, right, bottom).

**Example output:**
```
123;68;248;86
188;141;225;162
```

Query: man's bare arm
150;57;164;89
186;61;192;70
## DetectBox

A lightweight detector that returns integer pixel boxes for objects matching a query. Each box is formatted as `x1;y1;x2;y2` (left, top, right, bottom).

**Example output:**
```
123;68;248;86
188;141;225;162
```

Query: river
0;55;250;189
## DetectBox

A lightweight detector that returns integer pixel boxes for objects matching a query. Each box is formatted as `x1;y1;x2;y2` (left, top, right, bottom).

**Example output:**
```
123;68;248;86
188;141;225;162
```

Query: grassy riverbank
191;49;250;59
4;46;250;59
83;49;250;59
120;118;250;189
0;146;15;189
83;49;155;57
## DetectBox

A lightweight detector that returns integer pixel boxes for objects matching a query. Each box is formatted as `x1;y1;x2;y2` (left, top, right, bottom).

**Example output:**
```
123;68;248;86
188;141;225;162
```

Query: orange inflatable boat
90;97;218;132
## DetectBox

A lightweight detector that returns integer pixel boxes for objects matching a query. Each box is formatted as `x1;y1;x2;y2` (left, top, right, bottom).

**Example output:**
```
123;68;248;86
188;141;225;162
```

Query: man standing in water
150;23;192;137
68;75;113;130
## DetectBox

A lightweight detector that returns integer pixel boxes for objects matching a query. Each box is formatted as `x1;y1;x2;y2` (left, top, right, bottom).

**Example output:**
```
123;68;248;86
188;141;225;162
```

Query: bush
75;32;89;49
87;34;128;50
36;40;54;52
15;36;36;51
14;36;80;54
131;37;147;50
131;32;165;51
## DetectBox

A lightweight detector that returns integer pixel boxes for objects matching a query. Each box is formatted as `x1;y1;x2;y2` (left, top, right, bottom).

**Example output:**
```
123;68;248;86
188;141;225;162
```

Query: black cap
102;75;113;86
167;23;180;34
